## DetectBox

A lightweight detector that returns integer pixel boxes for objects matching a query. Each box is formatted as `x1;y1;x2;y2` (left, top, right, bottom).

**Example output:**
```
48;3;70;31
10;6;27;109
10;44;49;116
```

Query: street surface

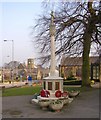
2;87;101;119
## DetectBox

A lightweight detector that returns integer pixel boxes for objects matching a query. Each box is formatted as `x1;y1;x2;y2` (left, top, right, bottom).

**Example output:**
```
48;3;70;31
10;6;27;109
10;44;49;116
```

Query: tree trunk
82;1;95;87
82;32;91;87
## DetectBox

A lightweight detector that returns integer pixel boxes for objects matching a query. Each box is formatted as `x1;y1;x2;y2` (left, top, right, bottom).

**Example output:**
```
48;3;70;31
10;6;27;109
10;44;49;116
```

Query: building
27;58;34;69
1;58;50;82
59;56;101;82
0;69;2;82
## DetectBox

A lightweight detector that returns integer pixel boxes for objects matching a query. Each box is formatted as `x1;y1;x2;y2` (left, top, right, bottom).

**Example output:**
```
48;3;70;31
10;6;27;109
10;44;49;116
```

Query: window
43;82;46;89
91;64;100;80
96;66;99;79
48;82;52;90
55;82;60;90
93;66;96;79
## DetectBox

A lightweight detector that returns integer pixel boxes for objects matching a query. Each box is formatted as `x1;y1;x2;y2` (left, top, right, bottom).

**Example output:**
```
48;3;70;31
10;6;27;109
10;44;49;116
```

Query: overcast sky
0;1;45;67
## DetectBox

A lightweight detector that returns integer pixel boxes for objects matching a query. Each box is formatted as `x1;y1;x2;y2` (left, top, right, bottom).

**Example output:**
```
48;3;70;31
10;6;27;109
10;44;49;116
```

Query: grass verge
2;85;42;97
2;85;95;97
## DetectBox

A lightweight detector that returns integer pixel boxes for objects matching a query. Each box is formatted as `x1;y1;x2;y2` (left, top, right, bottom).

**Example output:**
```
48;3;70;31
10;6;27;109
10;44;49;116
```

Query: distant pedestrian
28;75;32;86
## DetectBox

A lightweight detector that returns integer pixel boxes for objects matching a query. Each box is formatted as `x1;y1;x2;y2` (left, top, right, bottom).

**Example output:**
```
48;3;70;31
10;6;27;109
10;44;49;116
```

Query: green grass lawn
63;86;81;92
64;86;94;92
2;85;42;97
2;85;94;97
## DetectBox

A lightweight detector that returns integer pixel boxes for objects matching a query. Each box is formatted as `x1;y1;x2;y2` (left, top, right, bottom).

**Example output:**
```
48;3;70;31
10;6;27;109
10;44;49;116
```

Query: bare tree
32;1;101;87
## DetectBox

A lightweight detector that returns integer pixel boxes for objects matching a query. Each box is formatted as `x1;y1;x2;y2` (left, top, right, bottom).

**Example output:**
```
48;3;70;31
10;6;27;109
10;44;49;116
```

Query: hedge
63;80;82;85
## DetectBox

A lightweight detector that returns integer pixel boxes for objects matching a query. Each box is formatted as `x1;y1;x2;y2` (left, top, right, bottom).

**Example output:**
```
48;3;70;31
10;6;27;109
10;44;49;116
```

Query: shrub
67;74;77;80
63;80;82;85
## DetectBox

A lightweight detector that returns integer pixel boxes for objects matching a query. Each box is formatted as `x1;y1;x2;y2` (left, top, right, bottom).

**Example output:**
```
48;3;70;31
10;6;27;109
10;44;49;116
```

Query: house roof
4;61;20;69
61;56;99;66
18;63;25;69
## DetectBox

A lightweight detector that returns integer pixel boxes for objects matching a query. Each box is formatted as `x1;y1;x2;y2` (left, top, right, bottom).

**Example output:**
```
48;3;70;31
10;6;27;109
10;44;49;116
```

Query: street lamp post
4;40;14;84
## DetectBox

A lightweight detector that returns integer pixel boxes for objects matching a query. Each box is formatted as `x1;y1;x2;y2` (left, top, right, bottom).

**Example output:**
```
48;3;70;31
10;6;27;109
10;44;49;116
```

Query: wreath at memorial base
55;90;62;98
40;89;50;97
62;91;69;98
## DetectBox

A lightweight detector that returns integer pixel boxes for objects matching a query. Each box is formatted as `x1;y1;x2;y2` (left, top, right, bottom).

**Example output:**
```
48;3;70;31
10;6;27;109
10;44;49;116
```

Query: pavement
1;87;101;119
